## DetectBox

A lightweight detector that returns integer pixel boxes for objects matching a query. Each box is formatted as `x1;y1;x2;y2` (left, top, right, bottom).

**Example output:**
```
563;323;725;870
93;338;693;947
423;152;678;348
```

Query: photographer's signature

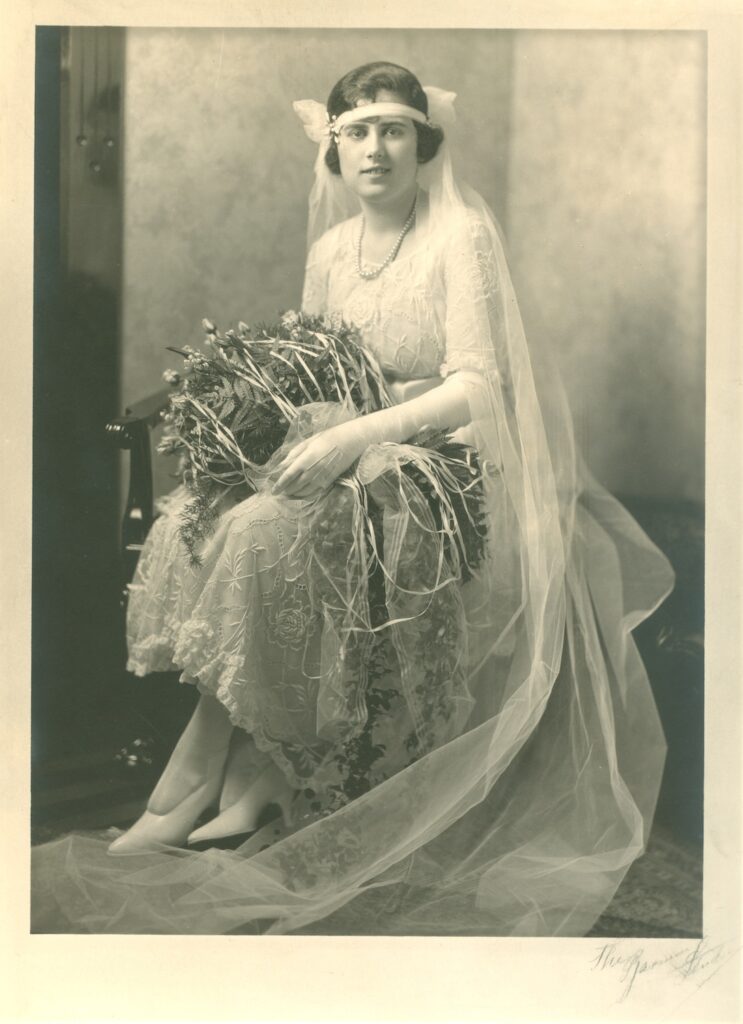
591;937;740;1001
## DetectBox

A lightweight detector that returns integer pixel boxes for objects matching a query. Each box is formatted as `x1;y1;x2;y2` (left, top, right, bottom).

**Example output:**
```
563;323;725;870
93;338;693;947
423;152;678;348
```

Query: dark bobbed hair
324;62;444;175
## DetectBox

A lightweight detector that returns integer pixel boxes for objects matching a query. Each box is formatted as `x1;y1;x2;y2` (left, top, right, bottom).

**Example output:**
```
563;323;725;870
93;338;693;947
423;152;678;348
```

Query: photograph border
2;2;740;1021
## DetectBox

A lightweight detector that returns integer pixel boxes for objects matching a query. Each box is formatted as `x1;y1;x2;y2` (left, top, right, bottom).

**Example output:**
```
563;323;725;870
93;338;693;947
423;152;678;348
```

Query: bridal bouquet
159;311;487;578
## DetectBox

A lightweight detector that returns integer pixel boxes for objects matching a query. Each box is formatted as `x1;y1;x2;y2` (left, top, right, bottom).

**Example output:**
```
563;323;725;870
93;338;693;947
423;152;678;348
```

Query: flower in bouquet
158;312;392;562
158;311;488;584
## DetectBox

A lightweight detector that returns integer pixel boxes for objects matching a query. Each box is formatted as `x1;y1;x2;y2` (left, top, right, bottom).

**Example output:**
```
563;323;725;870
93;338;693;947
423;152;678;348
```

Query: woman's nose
366;129;384;157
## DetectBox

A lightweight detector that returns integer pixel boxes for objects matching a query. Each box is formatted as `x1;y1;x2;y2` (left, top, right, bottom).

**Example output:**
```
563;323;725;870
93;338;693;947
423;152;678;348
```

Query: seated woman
32;61;674;937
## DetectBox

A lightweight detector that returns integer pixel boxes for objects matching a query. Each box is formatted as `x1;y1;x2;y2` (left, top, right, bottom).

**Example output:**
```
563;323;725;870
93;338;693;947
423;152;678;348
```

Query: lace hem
171;617;333;794
126;634;180;676
128;621;275;765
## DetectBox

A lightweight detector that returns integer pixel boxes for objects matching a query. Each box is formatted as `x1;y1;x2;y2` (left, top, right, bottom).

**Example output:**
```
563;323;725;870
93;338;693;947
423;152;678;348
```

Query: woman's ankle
187;693;235;749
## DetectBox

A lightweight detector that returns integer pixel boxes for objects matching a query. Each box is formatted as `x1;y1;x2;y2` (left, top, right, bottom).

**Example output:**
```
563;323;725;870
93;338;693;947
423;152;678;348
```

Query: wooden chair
106;386;172;596
104;386;198;778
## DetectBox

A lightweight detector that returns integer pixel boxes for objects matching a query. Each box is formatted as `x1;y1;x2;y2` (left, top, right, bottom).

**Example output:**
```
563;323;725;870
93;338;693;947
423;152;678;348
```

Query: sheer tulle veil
31;82;674;936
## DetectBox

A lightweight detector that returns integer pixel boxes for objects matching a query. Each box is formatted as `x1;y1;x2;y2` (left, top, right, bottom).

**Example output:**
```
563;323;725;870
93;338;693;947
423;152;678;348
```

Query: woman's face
336;90;419;207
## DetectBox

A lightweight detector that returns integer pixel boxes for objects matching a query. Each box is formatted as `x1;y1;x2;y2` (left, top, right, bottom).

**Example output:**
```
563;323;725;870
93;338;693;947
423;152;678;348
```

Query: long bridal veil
31;87;674;936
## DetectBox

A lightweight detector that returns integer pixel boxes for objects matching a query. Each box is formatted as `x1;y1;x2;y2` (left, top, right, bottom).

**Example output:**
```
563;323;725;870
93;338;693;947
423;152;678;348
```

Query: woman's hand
272;372;475;499
272;422;366;499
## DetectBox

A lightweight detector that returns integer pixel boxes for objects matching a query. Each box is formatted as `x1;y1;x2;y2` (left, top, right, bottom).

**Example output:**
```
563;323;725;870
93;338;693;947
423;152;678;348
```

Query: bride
32;61;674;936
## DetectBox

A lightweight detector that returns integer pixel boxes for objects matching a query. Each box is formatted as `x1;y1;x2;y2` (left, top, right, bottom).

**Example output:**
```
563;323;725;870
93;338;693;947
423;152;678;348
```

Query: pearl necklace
356;201;417;280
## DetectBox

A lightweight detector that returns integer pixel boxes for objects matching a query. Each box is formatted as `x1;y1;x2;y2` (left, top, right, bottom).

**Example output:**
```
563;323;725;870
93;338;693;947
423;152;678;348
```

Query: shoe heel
276;790;294;828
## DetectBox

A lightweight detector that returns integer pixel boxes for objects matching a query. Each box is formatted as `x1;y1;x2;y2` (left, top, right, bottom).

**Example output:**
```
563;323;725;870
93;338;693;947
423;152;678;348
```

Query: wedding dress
125;206;501;799
31;95;674;937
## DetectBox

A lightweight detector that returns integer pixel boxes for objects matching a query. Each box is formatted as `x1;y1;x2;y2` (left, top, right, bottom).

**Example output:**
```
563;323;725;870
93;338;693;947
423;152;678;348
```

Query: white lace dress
35;204;674;937
126;212;492;808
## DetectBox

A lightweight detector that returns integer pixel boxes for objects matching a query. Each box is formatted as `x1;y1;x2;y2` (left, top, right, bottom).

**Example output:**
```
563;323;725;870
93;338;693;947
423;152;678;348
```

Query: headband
331;102;429;135
293;87;456;145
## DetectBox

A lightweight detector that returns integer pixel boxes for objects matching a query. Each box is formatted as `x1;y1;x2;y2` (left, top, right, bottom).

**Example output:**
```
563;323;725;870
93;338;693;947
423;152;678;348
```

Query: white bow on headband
293;86;457;144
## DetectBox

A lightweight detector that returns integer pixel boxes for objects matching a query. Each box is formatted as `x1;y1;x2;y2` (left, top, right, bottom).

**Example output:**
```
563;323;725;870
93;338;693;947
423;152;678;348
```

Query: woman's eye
346;127;366;140
384;126;403;136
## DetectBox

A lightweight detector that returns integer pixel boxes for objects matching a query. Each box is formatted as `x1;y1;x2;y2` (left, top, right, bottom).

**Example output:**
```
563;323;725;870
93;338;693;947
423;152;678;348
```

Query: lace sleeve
441;212;504;379
301;241;328;315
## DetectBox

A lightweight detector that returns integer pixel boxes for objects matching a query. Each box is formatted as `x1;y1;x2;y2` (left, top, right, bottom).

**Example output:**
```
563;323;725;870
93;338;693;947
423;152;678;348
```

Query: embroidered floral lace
32;200;674;939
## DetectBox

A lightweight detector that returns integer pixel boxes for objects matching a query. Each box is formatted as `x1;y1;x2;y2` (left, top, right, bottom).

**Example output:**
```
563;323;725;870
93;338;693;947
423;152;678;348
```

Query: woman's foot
108;694;234;854
107;773;225;854
187;740;295;846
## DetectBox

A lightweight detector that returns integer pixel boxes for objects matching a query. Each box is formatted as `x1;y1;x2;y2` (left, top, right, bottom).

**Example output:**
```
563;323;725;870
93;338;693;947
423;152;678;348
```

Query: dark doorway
33;26;129;808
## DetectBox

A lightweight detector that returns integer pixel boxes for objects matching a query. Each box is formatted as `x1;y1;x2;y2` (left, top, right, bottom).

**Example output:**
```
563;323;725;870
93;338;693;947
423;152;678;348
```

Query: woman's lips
362;167;390;176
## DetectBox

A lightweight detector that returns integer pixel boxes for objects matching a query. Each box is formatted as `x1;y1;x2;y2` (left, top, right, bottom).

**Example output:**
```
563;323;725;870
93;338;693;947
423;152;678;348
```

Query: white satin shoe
107;742;231;855
187;761;295;846
107;773;225;854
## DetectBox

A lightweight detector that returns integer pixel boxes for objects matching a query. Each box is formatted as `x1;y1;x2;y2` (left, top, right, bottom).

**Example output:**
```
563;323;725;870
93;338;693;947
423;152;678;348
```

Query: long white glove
272;371;478;499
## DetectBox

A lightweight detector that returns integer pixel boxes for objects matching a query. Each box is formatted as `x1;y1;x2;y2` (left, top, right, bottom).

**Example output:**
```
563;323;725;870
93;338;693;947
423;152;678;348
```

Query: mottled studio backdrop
121;29;705;503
